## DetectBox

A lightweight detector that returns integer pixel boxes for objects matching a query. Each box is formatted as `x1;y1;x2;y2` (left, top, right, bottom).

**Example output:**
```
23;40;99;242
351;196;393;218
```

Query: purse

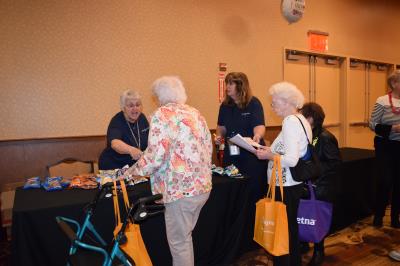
297;181;333;243
290;116;321;182
254;155;289;256
113;179;153;266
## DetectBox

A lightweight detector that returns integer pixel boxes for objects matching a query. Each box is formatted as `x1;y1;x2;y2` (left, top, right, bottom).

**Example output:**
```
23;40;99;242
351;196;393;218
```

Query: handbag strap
266;156;277;199
113;179;121;226
119;178;130;212
276;155;284;202
266;169;274;199
266;155;284;202
306;180;316;201
294;115;311;145
266;158;275;200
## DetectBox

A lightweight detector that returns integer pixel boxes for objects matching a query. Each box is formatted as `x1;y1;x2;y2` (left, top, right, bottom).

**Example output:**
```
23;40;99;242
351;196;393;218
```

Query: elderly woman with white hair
256;82;311;266
98;89;149;170
125;76;212;266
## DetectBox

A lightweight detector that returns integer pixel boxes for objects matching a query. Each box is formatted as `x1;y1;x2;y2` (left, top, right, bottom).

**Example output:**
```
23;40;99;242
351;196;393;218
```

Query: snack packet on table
23;177;41;189
60;177;72;188
211;164;224;176
126;175;149;186
42;176;63;191
116;165;130;179
70;174;98;189
224;164;243;178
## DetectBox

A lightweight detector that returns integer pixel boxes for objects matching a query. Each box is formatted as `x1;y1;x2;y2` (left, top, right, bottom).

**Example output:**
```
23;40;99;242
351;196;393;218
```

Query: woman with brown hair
215;72;268;204
300;102;341;266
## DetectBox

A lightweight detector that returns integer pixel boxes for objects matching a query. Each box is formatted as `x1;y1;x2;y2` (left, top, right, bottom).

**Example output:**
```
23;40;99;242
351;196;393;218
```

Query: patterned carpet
235;210;400;266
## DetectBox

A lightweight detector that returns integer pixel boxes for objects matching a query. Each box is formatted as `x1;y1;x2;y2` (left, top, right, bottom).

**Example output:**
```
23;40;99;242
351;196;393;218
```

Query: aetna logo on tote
262;219;275;233
297;217;316;225
263;220;275;226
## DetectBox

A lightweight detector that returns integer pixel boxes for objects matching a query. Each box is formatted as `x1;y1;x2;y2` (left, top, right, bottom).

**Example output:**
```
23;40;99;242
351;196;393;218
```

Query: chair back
46;158;95;177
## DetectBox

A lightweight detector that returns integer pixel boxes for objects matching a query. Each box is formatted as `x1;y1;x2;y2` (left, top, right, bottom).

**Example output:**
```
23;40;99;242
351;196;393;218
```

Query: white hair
152;76;187;105
269;81;304;109
120;89;141;109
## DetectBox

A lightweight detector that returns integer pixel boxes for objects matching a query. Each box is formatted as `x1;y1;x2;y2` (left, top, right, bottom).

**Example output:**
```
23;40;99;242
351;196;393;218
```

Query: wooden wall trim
0;136;106;189
0;135;106;145
0;127;281;190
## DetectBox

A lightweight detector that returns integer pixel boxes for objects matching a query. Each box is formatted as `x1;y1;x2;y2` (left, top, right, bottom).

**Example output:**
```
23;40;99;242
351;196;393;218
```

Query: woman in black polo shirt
215;72;268;203
99;89;149;170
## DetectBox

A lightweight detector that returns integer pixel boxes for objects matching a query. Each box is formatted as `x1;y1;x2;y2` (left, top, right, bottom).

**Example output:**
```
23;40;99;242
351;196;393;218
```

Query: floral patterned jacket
127;103;212;203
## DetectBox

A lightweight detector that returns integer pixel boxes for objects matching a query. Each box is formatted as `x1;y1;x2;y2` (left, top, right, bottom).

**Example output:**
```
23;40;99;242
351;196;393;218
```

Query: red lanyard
388;92;400;115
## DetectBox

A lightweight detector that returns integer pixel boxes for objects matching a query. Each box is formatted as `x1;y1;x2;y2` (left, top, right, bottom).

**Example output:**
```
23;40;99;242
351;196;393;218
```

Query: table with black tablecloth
11;176;253;266
11;148;377;266
330;147;377;232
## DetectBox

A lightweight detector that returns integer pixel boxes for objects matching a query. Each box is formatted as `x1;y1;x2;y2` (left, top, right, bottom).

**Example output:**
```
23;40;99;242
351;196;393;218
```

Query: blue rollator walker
56;182;164;266
57;182;114;255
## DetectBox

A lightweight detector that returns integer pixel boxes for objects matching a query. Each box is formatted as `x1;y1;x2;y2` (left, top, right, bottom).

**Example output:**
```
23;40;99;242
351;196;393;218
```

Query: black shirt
218;96;265;140
313;128;342;201
99;111;149;170
217;96;266;173
218;96;268;202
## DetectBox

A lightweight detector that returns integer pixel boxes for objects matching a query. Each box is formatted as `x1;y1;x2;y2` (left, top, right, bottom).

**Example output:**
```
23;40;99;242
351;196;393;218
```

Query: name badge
229;144;240;156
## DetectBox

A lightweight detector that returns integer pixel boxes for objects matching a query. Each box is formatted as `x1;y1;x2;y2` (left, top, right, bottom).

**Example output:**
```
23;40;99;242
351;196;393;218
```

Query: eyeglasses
271;99;285;108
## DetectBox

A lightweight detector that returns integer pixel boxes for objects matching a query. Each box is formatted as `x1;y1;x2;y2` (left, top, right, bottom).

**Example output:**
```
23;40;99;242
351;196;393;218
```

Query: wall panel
1;0;400;140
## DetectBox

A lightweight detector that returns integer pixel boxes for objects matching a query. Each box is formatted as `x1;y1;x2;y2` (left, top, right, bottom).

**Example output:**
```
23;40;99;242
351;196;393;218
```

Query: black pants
273;184;304;266
301;239;325;253
374;137;400;223
314;239;324;252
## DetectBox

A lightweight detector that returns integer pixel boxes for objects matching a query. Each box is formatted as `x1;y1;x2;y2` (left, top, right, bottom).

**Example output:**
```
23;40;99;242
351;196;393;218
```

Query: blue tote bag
297;181;333;243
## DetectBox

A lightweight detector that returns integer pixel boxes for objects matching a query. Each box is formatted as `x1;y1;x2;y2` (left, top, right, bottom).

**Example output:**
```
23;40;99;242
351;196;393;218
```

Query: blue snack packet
60;177;71;188
42;176;63;191
23;177;41;189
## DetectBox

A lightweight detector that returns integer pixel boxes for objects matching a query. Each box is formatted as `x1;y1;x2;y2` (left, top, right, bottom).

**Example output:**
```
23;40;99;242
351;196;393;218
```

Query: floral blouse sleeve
127;109;169;176
126;103;212;203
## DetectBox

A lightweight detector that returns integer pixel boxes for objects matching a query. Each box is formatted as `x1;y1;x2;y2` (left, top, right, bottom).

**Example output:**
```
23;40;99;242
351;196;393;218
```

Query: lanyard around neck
389;92;400;115
126;119;141;149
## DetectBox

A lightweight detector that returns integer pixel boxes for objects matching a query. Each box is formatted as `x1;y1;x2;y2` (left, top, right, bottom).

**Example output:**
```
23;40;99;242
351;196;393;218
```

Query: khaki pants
164;192;210;266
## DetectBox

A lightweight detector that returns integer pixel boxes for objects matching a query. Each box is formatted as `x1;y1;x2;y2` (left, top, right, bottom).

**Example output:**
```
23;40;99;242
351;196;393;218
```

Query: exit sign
308;30;329;52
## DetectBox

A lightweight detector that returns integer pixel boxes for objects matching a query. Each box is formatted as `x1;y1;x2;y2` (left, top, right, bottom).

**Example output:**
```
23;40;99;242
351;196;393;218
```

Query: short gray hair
387;70;400;90
152;76;187;105
120;89;141;109
269;81;305;109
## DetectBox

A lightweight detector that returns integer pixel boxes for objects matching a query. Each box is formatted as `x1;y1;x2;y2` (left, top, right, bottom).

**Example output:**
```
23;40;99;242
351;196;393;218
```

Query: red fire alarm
218;63;227;103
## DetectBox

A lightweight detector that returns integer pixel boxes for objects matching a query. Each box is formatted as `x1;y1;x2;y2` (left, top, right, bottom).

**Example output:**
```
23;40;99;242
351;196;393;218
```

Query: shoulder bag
289;116;321;182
